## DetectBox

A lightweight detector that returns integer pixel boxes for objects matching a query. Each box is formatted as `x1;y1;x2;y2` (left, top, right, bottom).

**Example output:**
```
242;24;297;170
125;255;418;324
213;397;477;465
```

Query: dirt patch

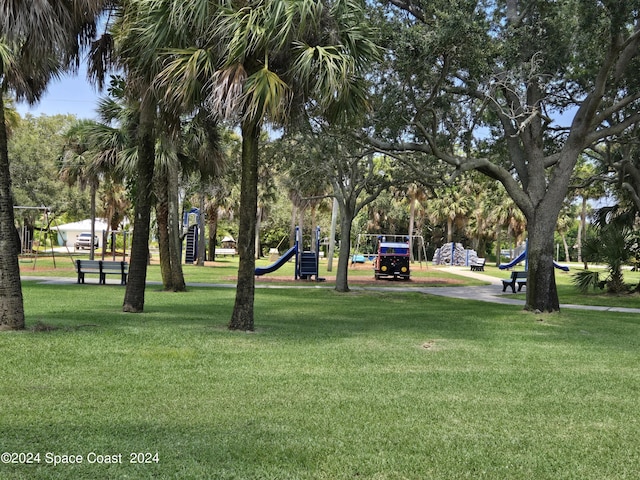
251;273;464;286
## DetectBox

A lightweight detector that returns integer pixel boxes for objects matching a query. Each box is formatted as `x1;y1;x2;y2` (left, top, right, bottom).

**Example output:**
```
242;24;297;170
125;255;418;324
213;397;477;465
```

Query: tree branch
586;111;640;146
386;0;427;24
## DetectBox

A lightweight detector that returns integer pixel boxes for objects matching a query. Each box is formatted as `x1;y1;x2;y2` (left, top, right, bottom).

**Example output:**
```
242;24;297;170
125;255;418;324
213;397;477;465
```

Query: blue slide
255;246;297;276
499;249;569;271
499;250;527;270
553;261;570;272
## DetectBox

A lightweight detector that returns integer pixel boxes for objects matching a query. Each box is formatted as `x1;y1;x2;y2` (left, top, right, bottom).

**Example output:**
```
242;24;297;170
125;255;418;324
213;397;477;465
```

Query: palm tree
148;0;380;330
0;0;107;329
427;186;471;243
406;183;427;261
574;206;636;294
60;112;125;257
488;189;527;265
90;1;181;312
179;110;226;268
572;159;606;265
556;202;578;263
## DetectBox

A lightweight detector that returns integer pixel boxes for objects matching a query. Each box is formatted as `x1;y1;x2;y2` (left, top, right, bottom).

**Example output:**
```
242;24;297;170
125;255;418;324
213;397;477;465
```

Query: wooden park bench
470;258;486;271
75;260;129;285
502;271;527;293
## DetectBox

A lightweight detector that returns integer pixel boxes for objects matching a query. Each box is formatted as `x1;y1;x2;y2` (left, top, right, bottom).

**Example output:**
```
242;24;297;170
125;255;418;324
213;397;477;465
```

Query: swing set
14;206;62;269
14;206;130;270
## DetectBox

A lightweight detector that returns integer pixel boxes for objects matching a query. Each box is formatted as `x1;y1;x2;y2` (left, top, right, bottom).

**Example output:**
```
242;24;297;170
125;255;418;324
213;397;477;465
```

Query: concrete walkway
21;267;640;314
415;266;640;314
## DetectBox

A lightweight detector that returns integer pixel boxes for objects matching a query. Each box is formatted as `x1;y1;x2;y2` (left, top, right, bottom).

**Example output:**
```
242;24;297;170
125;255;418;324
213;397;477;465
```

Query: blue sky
15;64;101;120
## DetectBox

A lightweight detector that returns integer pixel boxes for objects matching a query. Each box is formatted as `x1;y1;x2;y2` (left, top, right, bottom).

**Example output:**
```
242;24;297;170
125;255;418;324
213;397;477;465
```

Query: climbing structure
296;226;321;281
183;208;199;264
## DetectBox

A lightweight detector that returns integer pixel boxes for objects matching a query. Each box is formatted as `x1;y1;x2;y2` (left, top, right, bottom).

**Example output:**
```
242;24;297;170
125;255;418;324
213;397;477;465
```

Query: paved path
415;267;640;314
21;267;640;314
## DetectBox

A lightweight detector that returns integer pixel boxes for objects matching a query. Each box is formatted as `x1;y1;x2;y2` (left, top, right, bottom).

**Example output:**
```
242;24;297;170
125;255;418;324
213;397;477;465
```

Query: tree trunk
335;204;355;293
197;190;206;266
578;197;587;265
155;170;173;290
168;162;186;290
327;198;338;272
254;205;262;259
208;205;219;262
229;116;260;331
123;100;156;313
0;94;25;330
289;204;297;248
525;212;560;312
408;198;416;262
90;181;97;261
561;234;570;263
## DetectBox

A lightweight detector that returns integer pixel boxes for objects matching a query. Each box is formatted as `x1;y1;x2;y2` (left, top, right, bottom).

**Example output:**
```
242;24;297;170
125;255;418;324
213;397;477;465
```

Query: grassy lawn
22;254;640;308
19;254;484;287
1;281;639;479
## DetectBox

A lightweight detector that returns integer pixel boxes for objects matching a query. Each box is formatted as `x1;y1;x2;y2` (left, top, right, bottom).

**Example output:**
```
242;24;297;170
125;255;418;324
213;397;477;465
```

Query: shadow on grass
20;281;640;353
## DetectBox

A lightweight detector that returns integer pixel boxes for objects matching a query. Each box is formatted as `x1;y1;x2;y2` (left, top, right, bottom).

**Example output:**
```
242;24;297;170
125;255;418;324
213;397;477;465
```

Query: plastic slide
254;246;297;276
553;261;570;272
499;249;570;271
499;250;527;269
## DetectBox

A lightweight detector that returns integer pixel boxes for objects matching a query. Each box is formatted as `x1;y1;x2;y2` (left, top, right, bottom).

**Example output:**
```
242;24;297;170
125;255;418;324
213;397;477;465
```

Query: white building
55;218;109;249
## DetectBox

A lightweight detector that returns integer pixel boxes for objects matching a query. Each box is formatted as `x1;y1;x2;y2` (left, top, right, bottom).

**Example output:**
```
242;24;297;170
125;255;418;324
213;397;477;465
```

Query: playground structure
374;238;411;280
255;226;323;281
183;208;200;264
499;241;569;272
431;242;483;267
352;233;428;266
15;206;53;256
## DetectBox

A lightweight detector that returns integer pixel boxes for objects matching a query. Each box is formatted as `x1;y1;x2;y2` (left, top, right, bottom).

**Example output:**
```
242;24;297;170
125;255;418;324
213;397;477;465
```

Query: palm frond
156;48;217;112
572;270;602;293
206;64;247;121
243;66;292;124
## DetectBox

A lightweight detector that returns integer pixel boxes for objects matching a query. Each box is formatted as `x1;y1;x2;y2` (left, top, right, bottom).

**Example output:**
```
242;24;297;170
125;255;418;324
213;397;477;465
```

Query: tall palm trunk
254;205;262;259
208;206;219;262
155;170;173;290
197;190;206;266
89;180;97;260
578;197;587;266
123;100;156;312
168;162;186;290
0;94;25;330
229;116;260;331
408;199;416;262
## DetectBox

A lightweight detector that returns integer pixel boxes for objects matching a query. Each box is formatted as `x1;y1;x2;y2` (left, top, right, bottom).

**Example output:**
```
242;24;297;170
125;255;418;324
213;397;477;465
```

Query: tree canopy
367;0;640;311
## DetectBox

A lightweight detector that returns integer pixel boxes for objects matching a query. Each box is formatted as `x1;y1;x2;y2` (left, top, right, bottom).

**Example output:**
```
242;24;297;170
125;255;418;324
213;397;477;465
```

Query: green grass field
1;272;640;479
20;254;640;307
